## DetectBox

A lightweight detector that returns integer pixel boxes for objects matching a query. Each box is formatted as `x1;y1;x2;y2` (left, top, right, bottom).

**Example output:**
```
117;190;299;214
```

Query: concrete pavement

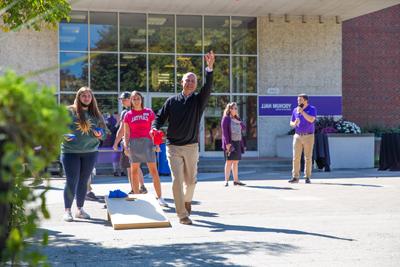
36;168;400;266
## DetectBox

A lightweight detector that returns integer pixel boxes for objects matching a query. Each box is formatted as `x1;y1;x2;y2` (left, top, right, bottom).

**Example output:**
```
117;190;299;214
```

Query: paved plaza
37;168;400;266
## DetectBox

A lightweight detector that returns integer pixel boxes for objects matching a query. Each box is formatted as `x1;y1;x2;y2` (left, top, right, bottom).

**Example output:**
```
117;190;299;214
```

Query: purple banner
258;96;342;116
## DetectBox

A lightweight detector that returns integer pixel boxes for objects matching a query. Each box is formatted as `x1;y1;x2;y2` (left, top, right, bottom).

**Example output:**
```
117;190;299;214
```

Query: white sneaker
157;197;169;207
63;211;73;222
75;209;91;219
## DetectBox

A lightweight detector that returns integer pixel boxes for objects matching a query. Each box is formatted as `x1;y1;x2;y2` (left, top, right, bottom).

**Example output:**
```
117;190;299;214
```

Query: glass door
200;95;230;157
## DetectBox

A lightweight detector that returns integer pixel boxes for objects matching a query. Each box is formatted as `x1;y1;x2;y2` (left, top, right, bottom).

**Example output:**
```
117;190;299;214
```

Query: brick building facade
343;4;400;127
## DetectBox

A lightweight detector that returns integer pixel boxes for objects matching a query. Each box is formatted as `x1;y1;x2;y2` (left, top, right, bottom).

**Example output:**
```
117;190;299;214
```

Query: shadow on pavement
311;182;383;188
245;185;297;190
36;229;298;266
193;220;355;241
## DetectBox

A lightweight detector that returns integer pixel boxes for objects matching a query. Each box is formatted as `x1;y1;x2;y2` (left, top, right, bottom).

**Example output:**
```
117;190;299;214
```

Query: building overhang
71;0;400;21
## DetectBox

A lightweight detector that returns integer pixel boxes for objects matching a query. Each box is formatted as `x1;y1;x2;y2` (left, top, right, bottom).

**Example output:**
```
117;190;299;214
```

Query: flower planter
327;133;375;169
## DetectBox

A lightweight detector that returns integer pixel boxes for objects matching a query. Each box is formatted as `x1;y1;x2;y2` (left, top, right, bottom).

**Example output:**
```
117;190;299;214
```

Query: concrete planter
276;135;293;158
327;133;375;169
276;134;375;169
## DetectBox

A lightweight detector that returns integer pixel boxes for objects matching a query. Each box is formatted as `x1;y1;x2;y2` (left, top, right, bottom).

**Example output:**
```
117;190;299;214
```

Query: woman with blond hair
123;91;168;207
61;87;106;222
221;102;246;187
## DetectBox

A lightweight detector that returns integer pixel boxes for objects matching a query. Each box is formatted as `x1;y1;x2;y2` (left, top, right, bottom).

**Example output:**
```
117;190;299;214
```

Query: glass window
148;14;174;53
90;53;118;92
90;12;117;51
204;96;230;151
149;55;175;92
232;17;257;55
120;13;146;52
233;95;257;151
120;54;147;92
60;52;88;91
213;56;230;93
60;11;88;51
232;56;257;93
60;94;75;106
177;55;203;91
204;16;230;54
95;94;119;116
177;15;202;54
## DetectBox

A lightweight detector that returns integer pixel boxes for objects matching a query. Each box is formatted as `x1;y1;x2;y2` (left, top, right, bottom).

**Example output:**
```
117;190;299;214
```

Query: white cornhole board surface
105;193;171;230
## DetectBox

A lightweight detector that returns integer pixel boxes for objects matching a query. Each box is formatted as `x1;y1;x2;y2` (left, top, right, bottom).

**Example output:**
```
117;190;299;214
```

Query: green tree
0;0;71;31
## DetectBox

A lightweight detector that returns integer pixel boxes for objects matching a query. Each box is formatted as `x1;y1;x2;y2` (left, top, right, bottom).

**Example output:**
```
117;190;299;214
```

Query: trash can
158;143;171;175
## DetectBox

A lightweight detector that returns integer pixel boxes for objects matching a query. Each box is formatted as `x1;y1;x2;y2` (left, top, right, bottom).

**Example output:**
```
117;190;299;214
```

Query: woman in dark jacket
221;102;246;186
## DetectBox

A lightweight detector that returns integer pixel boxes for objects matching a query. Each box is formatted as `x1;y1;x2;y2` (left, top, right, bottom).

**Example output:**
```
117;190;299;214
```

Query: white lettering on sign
272;103;292;109
261;103;272;109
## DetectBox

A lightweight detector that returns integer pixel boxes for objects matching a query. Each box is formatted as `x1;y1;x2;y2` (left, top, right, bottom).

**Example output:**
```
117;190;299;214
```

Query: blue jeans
61;152;98;209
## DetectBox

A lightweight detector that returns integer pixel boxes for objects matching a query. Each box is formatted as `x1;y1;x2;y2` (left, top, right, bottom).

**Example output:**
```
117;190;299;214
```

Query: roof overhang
71;0;400;21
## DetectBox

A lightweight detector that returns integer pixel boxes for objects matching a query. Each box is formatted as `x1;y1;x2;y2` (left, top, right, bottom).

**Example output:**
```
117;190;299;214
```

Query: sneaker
63;211;73;222
305;178;311;184
233;181;246;186
113;171;120;177
157;197;169;207
288;178;299;183
139;185;148;194
75;209;90;219
85;191;98;201
225;182;229;187
179;217;193;225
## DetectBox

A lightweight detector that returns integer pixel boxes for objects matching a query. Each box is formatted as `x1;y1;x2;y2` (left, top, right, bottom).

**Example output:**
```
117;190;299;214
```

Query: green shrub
0;70;70;265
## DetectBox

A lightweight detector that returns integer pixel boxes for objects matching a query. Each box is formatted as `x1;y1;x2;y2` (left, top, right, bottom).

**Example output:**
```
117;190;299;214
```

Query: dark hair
130;91;144;110
298;93;309;101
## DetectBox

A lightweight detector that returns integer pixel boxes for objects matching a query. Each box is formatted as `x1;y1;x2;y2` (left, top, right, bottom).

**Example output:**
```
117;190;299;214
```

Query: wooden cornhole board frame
105;193;171;230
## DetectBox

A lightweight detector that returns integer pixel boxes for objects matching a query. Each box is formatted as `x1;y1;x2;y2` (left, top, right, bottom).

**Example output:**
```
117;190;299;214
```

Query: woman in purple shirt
221;102;246;187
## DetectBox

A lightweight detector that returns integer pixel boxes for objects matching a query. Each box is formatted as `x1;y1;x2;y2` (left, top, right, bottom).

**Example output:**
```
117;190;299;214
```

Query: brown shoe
185;202;192;214
179;217;192;225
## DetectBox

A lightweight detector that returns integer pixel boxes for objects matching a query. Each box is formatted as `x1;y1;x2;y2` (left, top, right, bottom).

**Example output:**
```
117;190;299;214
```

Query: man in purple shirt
289;94;317;184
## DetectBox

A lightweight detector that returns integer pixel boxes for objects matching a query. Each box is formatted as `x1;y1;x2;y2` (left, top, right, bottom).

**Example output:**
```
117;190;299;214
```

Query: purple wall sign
258;96;342;116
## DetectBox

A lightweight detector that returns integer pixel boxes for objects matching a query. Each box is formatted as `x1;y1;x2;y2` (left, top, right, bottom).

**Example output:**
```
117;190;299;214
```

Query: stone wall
0;27;58;87
258;15;342;156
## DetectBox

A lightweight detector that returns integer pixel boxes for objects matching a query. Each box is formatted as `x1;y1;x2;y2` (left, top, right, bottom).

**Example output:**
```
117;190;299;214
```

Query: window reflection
233;96;257;151
232;56;257;93
204;16;230;54
60;52;88;91
148;14;174;53
177;15;202;54
120;54;147;91
232;17;257;55
213;56;230;93
120;13;146;52
204;96;230;151
177;55;202;91
90;53;118;91
90;12;117;51
60;11;88;51
149;55;175;92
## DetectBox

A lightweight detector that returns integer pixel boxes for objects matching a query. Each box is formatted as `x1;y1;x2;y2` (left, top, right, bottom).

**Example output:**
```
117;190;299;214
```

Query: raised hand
205;50;215;69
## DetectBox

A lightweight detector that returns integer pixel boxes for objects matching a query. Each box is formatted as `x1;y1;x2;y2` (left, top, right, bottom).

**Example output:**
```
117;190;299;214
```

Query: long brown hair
223;102;241;120
130;91;144;110
69;87;106;128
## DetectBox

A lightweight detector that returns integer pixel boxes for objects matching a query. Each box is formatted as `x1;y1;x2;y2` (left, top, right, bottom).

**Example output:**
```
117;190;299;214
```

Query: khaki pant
292;134;315;179
166;143;199;219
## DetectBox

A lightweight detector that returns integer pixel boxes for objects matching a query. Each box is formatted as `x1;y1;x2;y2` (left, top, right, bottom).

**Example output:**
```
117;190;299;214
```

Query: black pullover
152;71;213;146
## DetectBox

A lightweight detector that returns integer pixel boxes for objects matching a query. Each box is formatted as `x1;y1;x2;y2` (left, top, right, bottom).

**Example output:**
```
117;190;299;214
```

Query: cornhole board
105;193;171;230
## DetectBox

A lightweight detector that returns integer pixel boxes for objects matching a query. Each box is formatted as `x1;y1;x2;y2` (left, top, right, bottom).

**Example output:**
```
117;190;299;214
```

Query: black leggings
61;152;98;209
